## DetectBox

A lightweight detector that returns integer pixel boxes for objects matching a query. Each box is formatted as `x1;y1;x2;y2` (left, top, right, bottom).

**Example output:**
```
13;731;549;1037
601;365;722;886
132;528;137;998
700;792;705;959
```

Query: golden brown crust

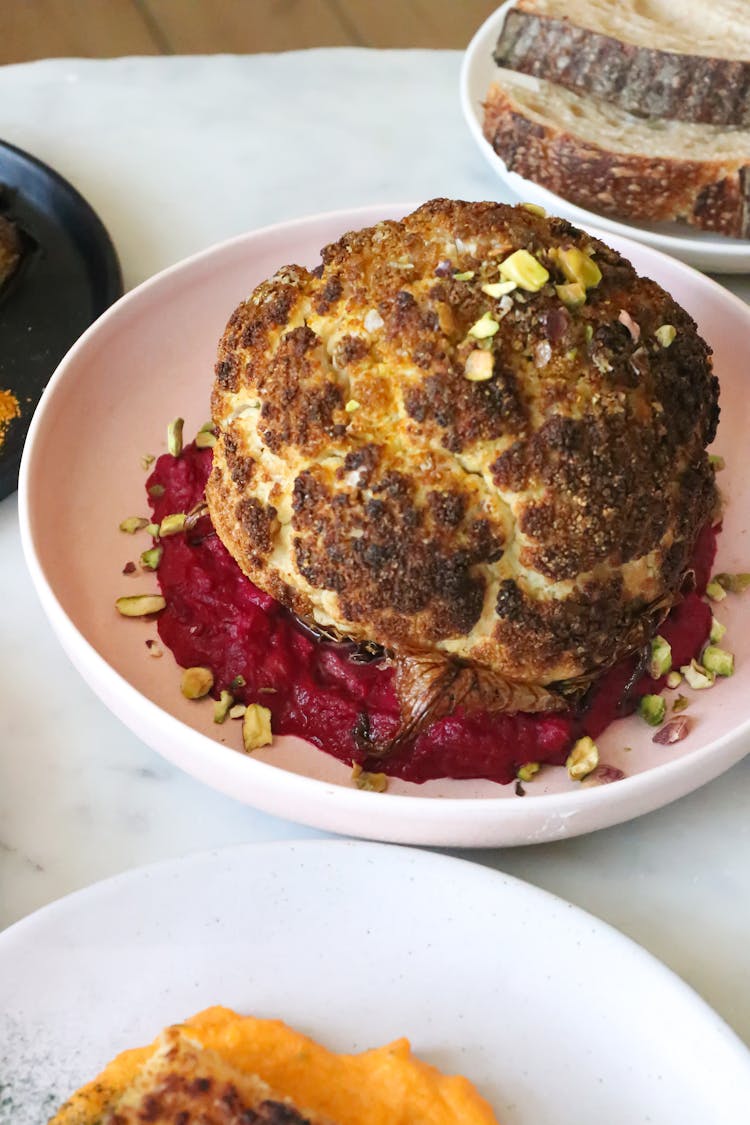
482;83;750;237
207;199;718;701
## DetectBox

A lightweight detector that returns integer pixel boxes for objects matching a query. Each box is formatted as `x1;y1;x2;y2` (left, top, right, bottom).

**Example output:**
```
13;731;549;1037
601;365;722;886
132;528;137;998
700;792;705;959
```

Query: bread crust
208;200;718;706
495;7;750;127
483;82;750;238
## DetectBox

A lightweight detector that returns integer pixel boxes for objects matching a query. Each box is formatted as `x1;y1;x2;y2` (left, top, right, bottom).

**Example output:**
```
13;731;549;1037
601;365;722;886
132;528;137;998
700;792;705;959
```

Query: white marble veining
1;50;749;1047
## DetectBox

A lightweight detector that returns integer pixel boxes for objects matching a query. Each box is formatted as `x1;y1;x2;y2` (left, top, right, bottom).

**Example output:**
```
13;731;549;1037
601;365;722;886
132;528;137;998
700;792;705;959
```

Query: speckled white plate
18;204;750;847
461;2;750;274
2;839;750;1125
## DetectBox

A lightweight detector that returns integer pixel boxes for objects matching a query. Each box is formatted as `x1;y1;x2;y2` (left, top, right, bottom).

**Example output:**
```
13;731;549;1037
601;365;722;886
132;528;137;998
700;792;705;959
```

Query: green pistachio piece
555;281;586;308
665;670;682;689
352;764;389;792
468;311;500;339
706;580;727;602
714;572;750;594
499;249;549;292
673;694;689;713
566;736;599;781
229;703;247;719
481;280;517;298
680;659;715;690
648;635;672;679
344;399;360;412
638;694;666;726
551;246;601;289
180;666;214;699
709;617;727;644
167;416;184;457
655;324;676;347
145;522;161;538
213;690;234;724
709;454;725;471
521;202;546;217
115;594;166;617
159;513;186;537
140;453;155;471
119;516;149;534
242;703;273;751
701;646;734;677
517;762;540;782
453;270;475;281
195;430;217;448
139;545;163;570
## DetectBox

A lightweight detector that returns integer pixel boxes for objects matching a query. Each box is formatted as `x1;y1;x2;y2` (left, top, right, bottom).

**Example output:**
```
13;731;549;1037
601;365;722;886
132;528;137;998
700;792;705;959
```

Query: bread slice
494;0;750;126
483;72;750;238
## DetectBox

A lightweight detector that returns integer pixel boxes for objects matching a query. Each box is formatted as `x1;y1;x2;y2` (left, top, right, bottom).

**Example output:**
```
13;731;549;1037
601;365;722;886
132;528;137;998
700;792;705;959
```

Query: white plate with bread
461;0;750;273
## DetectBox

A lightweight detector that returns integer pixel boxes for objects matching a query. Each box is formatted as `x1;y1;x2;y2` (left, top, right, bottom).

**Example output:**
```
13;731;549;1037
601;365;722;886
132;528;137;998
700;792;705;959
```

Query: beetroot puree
147;444;715;785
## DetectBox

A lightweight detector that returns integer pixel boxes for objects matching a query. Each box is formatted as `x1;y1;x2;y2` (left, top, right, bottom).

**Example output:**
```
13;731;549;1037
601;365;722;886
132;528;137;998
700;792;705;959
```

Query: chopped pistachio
230;674;246;690
145;522;161;538
714;572;750;594
706;580;727;602
499;249;549;292
167;417;184;457
653;717;691;745
140;545;163;570
115;594;166;617
198;420;214;433
709;616;727;644
551;246;601;289
666;670;683;689
140;453;156;471
521;202;546;217
119;516;149;534
352;763;389;792
195;430;217;448
468;311;500;339
453;270;475;281
180;666;214;699
517;762;540;782
242;703;273;752
555;281;586;308
229;703;247;720
702;645;734;677
344;399;360;413
159;513;187;537
584;324;594;343
481;280;517;298
145;638;163;658
148;484;165;498
709;454;726;471
655;324;676;347
648;635;672;679
213;690;234;724
566;735;599;781
672;694;689;713
638;694;666;726
681;659;715;690
464;349;495;382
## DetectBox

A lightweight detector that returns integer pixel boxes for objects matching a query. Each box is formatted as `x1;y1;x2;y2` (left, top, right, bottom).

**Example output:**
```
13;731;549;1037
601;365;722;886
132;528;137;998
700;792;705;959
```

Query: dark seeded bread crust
483;83;750;238
495;7;750;127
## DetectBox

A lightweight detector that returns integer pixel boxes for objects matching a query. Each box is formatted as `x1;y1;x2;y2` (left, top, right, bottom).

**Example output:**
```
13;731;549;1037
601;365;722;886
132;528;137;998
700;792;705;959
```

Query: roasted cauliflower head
207;199;718;723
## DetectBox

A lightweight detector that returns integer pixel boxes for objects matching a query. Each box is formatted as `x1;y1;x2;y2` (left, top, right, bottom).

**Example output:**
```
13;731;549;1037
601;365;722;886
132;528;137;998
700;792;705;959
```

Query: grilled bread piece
49;1007;500;1125
483;74;750;238
494;0;750;127
208;200;718;728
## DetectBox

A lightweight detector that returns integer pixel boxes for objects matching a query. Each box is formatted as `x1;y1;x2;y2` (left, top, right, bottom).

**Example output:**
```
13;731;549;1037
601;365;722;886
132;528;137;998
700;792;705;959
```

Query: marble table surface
1;50;750;1047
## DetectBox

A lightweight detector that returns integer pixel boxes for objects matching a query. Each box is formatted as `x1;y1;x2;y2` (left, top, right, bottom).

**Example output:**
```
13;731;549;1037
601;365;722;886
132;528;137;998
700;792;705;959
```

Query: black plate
0;140;123;499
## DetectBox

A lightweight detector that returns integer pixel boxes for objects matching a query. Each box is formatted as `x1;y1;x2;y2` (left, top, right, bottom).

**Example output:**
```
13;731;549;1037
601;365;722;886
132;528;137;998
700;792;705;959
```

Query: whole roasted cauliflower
207;199;718;730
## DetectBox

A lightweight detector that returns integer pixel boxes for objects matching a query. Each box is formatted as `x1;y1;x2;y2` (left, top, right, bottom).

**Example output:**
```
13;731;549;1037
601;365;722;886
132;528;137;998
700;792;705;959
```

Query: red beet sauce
147;444;715;785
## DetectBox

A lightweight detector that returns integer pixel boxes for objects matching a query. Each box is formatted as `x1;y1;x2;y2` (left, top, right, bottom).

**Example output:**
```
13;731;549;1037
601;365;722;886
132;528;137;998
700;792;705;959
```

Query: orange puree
50;1005;500;1125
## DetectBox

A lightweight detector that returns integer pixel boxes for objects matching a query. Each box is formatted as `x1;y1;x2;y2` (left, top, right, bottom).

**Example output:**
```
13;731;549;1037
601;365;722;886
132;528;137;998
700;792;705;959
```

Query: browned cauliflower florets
207;199;718;721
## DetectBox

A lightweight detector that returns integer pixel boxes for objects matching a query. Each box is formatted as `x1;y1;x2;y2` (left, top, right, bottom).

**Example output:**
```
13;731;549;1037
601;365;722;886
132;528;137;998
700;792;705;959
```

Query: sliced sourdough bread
482;72;750;237
494;0;750;127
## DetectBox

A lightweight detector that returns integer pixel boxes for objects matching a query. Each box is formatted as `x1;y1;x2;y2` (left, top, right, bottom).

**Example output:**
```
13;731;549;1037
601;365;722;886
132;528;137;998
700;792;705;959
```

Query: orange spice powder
0;388;20;447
